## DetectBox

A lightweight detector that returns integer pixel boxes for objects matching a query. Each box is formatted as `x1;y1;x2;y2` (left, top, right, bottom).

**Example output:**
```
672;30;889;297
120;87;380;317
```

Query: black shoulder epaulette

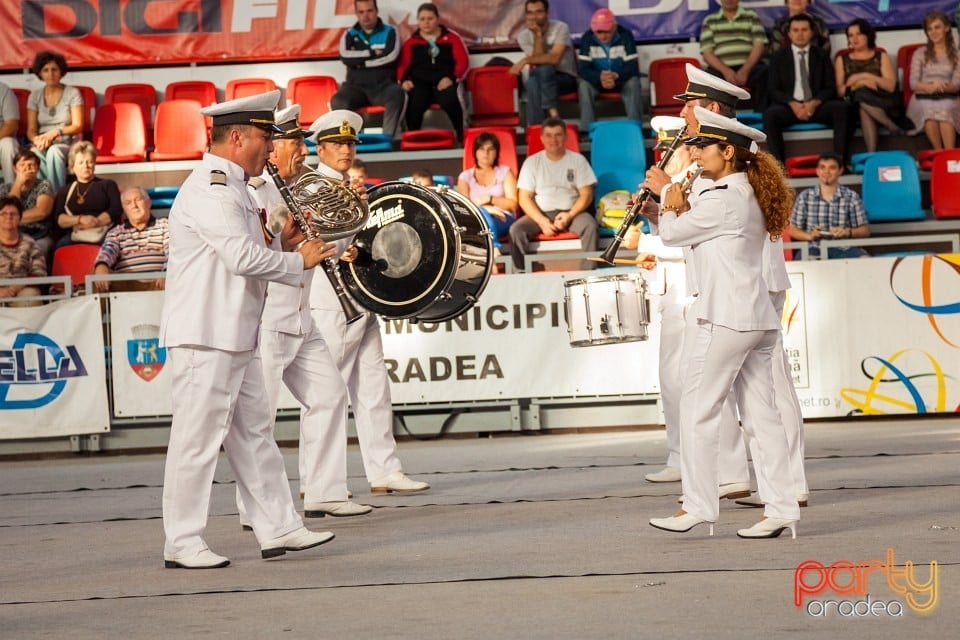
210;170;227;187
697;184;729;196
248;176;266;190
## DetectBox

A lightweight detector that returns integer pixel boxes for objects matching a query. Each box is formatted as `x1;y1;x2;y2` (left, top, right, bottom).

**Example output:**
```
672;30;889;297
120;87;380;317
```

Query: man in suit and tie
762;13;853;164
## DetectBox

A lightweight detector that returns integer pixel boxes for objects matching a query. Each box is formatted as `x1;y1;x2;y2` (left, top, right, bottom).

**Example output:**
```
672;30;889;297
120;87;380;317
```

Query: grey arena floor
1;416;957;639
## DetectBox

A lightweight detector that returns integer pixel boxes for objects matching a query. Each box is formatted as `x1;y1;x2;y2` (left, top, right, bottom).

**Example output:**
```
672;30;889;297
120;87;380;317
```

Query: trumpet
597;132;688;265
266;161;368;324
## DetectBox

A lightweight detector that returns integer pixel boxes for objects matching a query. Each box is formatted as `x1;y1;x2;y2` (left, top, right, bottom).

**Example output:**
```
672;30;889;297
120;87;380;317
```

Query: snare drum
339;182;493;322
563;273;649;347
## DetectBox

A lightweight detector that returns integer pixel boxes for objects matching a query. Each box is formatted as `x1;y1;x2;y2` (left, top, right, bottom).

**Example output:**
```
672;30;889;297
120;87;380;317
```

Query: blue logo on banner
0;333;89;410
127;338;165;381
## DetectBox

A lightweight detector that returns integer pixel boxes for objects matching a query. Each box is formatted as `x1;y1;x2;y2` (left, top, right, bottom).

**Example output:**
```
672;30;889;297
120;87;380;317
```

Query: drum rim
564;273;647;288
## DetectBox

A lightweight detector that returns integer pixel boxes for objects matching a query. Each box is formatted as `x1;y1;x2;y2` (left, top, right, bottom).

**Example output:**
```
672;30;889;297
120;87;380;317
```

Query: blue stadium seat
861;154;925;222
147;186;179;208
356;133;393;153
589;120;646;205
850;150;912;174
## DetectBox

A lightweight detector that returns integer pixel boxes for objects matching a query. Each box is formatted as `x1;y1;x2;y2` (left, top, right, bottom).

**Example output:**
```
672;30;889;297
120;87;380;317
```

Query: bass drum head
340;181;459;319
414;186;494;323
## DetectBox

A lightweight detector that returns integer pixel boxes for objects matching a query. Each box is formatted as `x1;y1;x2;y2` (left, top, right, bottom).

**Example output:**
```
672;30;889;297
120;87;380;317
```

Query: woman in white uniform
649;107;801;539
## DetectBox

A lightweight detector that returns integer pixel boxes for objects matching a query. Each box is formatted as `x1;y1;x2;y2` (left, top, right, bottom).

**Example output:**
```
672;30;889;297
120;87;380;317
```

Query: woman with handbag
53;141;121;249
835;18;908;152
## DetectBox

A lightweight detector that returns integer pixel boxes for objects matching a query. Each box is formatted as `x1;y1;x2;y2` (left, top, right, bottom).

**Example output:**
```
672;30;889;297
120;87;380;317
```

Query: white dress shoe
164;548;230;569
371;472;430;494
649;512;714;535
261;527;335;559
304;500;373;518
645;467;681;483
737;517;797;539
735;494;809;508
718;482;752;500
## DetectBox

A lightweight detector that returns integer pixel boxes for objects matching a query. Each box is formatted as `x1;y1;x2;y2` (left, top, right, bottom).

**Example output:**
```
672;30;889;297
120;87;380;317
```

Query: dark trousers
331;82;407;138
405;82;464;140
763;100;854;163
706;63;767;110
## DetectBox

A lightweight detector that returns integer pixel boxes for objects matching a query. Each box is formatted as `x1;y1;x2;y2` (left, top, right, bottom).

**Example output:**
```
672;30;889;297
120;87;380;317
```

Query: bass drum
339;181;493;322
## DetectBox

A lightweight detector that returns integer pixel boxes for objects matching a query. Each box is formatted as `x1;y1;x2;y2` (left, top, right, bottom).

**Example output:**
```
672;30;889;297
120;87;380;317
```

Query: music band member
307;109;430;504
159;91;335;569
239;105;372;522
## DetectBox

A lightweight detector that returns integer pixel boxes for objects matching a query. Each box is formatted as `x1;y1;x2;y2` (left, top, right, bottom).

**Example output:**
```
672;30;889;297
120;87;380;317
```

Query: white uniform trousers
308;310;403;484
239;328;350;512
657;297;688;470
675;303;750;485
679;322;800;523
162;346;303;558
745;292;809;496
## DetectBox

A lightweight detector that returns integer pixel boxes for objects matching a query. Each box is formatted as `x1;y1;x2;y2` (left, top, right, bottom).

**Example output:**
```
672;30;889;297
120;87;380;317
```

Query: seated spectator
763;13;853;164
835;18;910;152
397;3;469;141
0;196;46;307
92;186;168;292
26;51;84;191
510;0;578;126
410;169;434;187
906;10;960;150
699;0;768;109
510;117;597;271
0;149;54;260
330;0;407;139
53;141;121;248
0;81;20;186
788;152;870;259
577;8;642;130
347;158;377;190
768;0;830;58
456;131;518;256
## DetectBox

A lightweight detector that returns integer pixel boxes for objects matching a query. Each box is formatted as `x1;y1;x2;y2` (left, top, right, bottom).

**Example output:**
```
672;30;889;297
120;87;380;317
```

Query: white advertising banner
109;292;173;418
0;296;110;439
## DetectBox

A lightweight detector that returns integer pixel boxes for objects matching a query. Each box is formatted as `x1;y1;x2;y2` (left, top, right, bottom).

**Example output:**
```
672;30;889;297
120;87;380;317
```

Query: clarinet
265;161;365;324
597;133;688;265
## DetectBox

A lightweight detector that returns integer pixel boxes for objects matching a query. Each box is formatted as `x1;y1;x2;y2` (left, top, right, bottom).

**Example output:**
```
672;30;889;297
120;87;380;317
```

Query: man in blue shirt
577;8;641;130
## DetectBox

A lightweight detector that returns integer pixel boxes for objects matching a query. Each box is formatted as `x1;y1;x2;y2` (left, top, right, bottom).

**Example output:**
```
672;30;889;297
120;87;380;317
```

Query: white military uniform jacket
249;174;317;336
160;153;305;351
309;162;353;311
659;172;780;332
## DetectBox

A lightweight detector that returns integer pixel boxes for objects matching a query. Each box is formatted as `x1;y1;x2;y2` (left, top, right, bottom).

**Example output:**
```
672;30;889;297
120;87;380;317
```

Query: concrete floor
1;417;957;639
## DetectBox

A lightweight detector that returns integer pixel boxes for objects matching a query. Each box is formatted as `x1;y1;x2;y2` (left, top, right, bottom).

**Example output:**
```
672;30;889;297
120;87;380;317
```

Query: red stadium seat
104;83;156;143
526;123;580;156
225;78;278;100
649;57;700;116
164;80;217;106
465;67;520;127
91;103;146;163
12;88;29;139
74;85;97;140
930;149;960;218
286;75;337;126
785;154;820;177
897;43;925;107
462;127;517;175
917;148;947;171
150;100;207;161
51;244;101;292
399;129;456;150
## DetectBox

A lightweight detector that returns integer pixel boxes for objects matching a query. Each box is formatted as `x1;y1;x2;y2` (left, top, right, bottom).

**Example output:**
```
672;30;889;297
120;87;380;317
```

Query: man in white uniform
160;91;336;569
306;109;429;508
241;105;372;521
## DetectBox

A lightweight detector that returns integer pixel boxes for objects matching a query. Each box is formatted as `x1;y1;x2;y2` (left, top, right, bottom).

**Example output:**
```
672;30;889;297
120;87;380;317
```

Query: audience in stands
577;8;642;131
699;0;768;109
53;141;121;249
0;81;20;186
510;0;578;126
511;117;597;271
836;19;909;152
763;13;853;165
92;186;169;292
906;10;960;150
0;196;46;307
26;51;84;191
347;158;377;190
768;0;830;58
0;149;54;261
397;3;469;142
330;0;406;139
788;152;870;259
456;131;518;256
410;169;434;187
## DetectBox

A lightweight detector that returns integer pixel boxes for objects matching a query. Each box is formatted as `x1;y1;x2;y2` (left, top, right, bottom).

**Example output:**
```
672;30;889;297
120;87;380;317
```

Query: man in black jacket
762;13;853;164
